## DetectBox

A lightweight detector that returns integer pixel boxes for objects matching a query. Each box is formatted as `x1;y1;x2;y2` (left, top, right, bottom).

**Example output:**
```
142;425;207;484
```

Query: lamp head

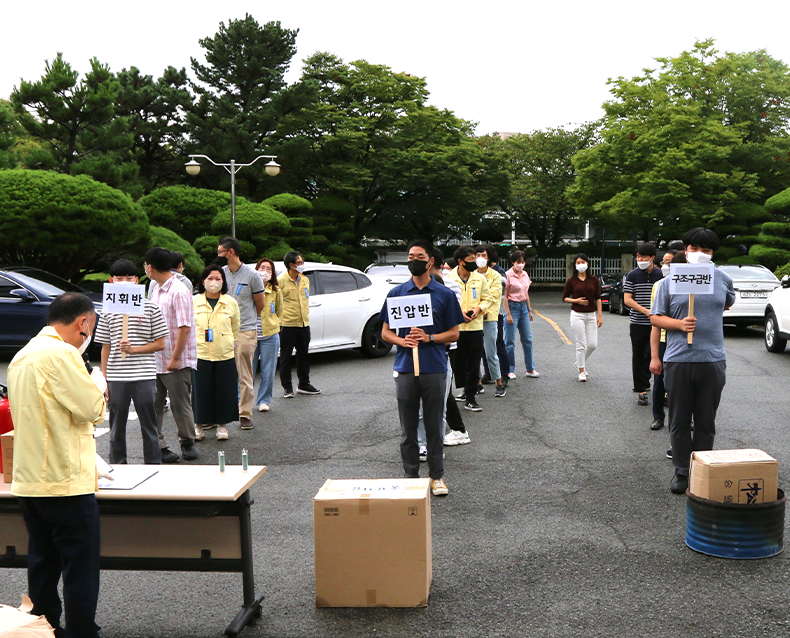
185;159;201;176
264;160;281;177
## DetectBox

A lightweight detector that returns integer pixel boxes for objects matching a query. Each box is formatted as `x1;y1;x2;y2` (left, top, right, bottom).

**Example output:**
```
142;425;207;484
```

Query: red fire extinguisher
0;384;12;478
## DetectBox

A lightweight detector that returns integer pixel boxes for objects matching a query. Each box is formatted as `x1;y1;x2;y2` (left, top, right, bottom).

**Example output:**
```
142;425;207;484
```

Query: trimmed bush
139;186;231;244
749;244;790;270
149;226;204;280
765;187;790;217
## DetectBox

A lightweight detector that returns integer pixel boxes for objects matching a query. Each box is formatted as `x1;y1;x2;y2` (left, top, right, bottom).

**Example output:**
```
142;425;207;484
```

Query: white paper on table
98;465;159;490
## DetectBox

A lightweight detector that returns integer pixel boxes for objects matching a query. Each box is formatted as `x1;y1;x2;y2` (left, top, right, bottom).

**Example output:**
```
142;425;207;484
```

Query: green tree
482;124;598;249
262;193;327;259
11;53;140;195
310;196;356;263
193;235;257;265
187;16;314;201
568;40;790;242
210;201;290;256
138;186;231;243
748;186;790;269
147;226;204;280
0;170;149;281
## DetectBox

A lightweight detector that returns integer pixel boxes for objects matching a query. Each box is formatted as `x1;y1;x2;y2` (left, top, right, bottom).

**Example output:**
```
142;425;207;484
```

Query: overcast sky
3;1;790;136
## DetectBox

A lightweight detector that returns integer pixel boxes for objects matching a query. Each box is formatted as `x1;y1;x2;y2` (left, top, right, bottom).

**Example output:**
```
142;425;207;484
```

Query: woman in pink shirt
504;251;539;378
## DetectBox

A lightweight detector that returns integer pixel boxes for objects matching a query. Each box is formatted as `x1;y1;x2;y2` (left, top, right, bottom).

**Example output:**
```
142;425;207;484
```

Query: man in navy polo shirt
380;240;464;496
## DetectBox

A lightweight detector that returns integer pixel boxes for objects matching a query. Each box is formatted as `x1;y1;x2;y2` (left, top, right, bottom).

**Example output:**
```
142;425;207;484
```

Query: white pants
570;310;597;370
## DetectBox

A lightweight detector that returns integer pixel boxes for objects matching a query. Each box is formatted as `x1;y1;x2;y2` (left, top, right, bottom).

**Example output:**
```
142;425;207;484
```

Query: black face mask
461;260;476;272
407;259;429;276
216;256;228;267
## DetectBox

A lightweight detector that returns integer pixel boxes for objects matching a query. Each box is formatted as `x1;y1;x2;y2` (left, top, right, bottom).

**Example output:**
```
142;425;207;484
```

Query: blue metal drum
686;489;786;559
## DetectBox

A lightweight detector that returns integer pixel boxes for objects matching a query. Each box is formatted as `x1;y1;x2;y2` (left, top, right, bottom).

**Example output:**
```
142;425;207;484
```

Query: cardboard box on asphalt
690;449;779;504
1;431;13;484
313;478;432;608
0;596;56;637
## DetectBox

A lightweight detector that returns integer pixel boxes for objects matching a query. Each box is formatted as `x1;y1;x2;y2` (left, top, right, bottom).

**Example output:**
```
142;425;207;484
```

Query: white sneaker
444;430;471;446
578;372;587;382
508;372;517;379
419;446;427;462
257;403;269;412
216;425;229;440
525;370;540;378
194;424;205;441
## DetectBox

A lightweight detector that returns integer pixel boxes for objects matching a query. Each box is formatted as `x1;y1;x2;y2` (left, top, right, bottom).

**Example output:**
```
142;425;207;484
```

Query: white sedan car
719;264;780;327
273;261;393;357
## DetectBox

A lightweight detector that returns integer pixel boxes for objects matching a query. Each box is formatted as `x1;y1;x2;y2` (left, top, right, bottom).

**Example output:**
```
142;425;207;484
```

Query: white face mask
475;257;488;269
440;268;451;278
575;263;588;273
259;270;272;282
637;260;651;270
295;265;305;274
204;280;223;294
661;264;670;276
78;328;92;355
686;251;712;264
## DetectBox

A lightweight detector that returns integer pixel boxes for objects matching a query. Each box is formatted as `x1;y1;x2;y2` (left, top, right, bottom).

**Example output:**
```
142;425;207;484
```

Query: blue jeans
505;301;535;373
252;334;280;406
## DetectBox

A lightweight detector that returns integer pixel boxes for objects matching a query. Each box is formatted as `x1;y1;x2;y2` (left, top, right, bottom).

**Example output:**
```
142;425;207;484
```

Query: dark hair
170;252;185;270
144;247;173;273
636;243;656;258
431;247;444;265
219;236;242;259
665;249;678;256
255;257;279;291
510;250;526;265
283;251;302;270
407;240;435;259
109;259;139;278
474;244;498;265
671;252;687;264
453;246;474;261
444;258;458;269
682;227;720;251
572;253;590;279
196;264;228;295
48;292;95;326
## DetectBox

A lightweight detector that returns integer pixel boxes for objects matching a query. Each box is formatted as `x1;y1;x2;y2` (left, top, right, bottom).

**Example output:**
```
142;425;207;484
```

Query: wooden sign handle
413;346;420;377
687;294;694;345
121;314;129;358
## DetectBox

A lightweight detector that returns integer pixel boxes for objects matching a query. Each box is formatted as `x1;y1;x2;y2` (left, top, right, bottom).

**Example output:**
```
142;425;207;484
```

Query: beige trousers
235;330;257;419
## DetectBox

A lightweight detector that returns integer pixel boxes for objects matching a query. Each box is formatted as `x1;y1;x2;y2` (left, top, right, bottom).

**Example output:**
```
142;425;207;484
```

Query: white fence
498;256;632;282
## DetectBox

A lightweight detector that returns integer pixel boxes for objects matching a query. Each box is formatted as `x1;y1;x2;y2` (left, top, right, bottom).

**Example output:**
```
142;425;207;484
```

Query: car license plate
740;291;768;299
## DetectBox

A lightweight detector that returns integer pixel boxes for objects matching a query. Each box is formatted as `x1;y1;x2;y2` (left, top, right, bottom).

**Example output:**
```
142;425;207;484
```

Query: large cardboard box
0;597;55;637
690;449;779;504
1;431;12;484
313;478;432;607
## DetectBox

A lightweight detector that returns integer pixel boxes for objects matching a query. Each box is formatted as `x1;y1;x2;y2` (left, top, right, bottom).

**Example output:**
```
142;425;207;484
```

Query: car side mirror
10;288;33;301
782;276;790;289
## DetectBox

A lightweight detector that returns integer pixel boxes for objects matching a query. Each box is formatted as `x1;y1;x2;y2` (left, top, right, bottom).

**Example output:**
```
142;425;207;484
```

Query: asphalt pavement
2;292;790;637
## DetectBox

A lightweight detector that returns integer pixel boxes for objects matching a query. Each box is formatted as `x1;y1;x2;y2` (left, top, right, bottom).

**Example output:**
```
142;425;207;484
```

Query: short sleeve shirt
624;267;663;325
378;277;465;374
95;300;169;381
223;263;264;332
148;276;197;373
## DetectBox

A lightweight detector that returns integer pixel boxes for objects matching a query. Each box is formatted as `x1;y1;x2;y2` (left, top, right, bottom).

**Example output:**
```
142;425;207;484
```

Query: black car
0;266;102;354
607;274;630;315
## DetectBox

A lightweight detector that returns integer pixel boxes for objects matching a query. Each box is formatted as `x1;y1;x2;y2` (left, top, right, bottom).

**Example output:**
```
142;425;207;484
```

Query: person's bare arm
651;314;695;332
624;292;650;315
121;337;165;355
168;326;191;371
409;326;460;345
649;326;662;375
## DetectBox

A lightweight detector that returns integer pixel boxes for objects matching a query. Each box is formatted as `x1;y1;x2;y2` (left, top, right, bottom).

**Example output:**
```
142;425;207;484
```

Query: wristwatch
429;334;435;343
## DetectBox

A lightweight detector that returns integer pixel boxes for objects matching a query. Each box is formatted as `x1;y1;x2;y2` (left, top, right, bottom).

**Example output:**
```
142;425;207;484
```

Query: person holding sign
96;260;168;464
380;240;465;497
650;229;735;494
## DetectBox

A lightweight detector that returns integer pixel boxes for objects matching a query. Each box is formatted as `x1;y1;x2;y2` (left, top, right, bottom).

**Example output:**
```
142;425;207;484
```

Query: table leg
225;490;264;637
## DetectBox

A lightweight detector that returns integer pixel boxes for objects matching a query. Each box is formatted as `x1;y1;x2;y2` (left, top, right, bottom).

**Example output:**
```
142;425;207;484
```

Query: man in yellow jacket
449;246;492;412
8;292;106;638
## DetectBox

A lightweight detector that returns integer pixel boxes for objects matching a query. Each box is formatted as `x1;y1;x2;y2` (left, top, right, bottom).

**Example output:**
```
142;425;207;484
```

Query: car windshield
6;269;85;296
719;266;778;282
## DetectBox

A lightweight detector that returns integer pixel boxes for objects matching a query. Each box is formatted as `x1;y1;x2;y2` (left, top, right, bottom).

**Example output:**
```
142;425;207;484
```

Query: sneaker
194;424;205;441
180;441;198;461
201;423;217;430
666;448;673;460
257;403;269;412
455;392;467;402
431;478;449;496
650;418;665;431
283;388;295;398
240;417;254;430
578;372;587;382
495;385;506;398
297;384;321;395
637;392;649;406
477;384;485;394
164;397;171;413
670;473;688;494
464;400;482;412
161;447;180;464
507;372;517;379
216;425;229;440
419;446;427;462
524;370;540;378
444;430;471;446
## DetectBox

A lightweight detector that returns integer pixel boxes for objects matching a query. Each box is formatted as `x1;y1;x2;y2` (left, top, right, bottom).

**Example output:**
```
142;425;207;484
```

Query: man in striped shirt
96;260;168;464
624;243;663;407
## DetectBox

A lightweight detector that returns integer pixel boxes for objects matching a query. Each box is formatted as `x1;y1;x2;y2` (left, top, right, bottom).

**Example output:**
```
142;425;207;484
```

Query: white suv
764;276;790;352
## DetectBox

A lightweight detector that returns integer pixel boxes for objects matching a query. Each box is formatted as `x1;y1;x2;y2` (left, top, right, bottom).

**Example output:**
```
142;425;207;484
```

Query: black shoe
637;392;649;406
455;392;466;402
495;385;506;398
670;473;688;494
481;374;494;385
283;387;295;398
464;400;482;412
161;448;180;464
180;441;198;461
666;448;673;460
650;418;664;431
502;378;509;389
240;417;254;430
477;384;485;394
297;383;321;395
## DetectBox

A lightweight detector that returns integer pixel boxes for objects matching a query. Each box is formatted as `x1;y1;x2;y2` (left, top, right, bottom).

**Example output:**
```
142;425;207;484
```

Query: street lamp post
185;154;281;238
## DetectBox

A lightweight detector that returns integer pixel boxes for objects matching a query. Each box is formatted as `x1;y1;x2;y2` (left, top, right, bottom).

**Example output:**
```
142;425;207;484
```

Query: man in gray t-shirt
218;237;264;430
650;228;736;495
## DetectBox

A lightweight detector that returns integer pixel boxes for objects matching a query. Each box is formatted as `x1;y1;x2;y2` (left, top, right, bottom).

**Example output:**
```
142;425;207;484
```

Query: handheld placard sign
668;264;715;345
102;283;146;358
386;294;433;376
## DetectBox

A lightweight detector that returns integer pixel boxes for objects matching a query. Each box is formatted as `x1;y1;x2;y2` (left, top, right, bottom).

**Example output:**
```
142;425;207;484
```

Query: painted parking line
533;310;573;345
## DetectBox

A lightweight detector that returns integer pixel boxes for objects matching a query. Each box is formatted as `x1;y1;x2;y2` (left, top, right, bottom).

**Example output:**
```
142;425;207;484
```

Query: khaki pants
235;330;257;419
